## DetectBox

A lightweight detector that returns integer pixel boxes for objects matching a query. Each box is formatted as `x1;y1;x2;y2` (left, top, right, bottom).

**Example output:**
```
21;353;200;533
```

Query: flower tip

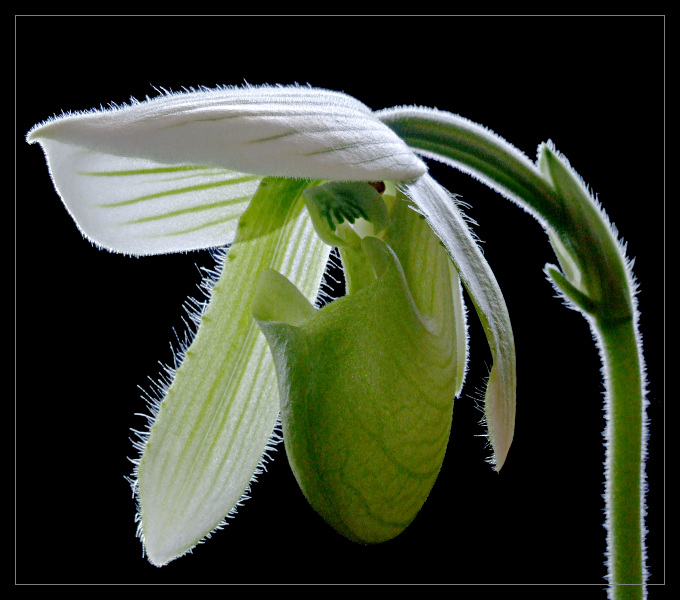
145;546;173;568
493;442;510;472
490;432;513;475
144;546;177;568
141;523;196;568
483;366;515;473
26;116;60;144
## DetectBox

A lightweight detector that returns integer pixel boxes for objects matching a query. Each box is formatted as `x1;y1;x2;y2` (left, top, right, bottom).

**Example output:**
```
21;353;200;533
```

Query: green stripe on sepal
253;236;458;544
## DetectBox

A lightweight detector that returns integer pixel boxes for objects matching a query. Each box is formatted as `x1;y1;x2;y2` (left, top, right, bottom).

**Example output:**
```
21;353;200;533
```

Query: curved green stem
379;108;647;596
377;107;561;225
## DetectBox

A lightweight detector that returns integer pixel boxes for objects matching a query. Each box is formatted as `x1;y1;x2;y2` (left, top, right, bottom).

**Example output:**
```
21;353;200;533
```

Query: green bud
539;145;632;323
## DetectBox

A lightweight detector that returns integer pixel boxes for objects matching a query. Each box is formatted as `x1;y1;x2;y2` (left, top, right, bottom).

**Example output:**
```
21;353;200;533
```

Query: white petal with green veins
136;178;330;566
31;139;260;255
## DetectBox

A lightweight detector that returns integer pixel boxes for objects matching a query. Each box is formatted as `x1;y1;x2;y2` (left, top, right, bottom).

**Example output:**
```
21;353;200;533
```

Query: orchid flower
27;84;647;598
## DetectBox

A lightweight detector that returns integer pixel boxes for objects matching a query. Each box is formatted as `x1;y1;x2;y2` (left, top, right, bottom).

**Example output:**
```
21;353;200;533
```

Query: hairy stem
599;316;646;599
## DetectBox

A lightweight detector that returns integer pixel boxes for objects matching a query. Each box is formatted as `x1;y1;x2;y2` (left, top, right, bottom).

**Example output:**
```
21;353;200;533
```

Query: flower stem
598;315;646;600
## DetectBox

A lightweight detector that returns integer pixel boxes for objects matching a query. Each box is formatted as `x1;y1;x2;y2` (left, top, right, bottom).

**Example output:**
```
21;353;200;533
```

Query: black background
15;15;664;594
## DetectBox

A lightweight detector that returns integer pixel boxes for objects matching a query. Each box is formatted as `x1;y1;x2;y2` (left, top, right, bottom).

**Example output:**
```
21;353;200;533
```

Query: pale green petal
33;139;260;255
402;175;516;470
135;178;330;566
28;85;426;184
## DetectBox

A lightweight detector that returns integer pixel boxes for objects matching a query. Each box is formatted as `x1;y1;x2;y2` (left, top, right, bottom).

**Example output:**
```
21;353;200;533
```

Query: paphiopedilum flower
27;85;517;565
